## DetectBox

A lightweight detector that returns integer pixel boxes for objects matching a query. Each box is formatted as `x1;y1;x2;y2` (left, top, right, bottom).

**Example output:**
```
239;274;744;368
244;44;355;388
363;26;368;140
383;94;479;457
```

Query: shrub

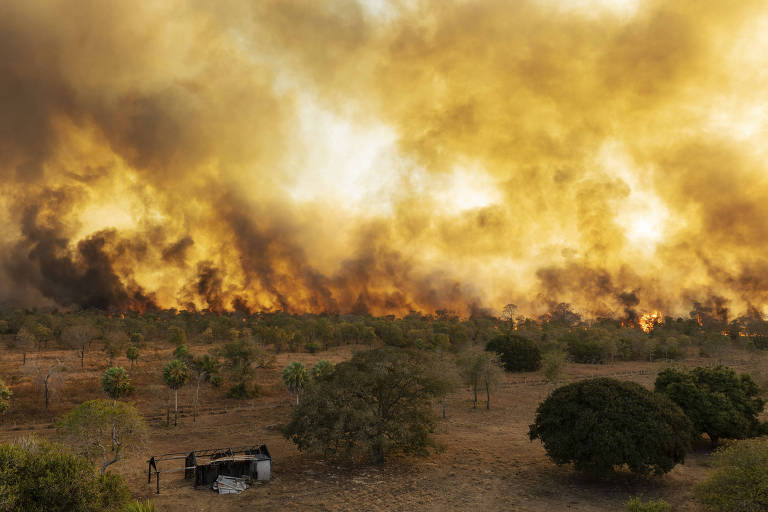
696;438;768;511
563;332;606;364
655;366;765;447
227;382;259;399
529;378;691;477
625;496;671;512
0;436;130;511
485;334;542;372
305;341;320;354
0;379;11;414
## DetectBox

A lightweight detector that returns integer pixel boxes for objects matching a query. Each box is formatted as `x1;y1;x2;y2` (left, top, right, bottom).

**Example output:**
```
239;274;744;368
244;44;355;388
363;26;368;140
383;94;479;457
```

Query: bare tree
30;358;62;410
60;323;97;369
15;327;36;366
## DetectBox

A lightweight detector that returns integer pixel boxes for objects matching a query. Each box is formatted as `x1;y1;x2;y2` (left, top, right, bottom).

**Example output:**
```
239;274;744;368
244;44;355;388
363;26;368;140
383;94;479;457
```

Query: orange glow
639;311;663;333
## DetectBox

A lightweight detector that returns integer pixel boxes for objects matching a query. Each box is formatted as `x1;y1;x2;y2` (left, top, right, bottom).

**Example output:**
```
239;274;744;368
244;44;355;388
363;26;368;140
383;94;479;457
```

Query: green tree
57;399;148;475
101;367;133;401
529;378;691;477
696;438;768;511
0;436;130;511
282;362;309;405
125;344;139;369
284;347;454;463
172;343;192;362
191;354;219;422
163;359;190;426
486;334;542;372
655;366;765;447
310;359;334;379
0;379;11;415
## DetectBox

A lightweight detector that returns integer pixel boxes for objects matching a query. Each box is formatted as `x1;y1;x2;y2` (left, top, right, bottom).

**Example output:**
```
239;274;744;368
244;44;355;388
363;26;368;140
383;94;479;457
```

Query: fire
639;311;663;333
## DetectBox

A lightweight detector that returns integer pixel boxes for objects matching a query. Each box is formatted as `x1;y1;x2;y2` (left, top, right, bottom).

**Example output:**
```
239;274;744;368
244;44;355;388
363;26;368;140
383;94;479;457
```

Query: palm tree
282;362;309;405
310;360;334;379
163;359;189;426
101;366;133;401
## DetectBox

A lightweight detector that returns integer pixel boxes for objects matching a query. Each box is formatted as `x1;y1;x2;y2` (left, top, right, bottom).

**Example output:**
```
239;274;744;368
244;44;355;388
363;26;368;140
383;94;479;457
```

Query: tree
172;343;193;362
542;349;566;386
60;323;98;369
102;330;128;366
282;362;309;405
310;359;334;379
126;344;139;369
57;399;148;475
162;359;190;426
15;327;36;365
486;334;542;372
284;347;454;463
0;436;130;511
529;378;691;477
696;438;768;511
457;348;503;409
30;358;62;410
218;337;272;398
655;366;765;447
0;379;11;415
101;367;133;401
191;354;219;422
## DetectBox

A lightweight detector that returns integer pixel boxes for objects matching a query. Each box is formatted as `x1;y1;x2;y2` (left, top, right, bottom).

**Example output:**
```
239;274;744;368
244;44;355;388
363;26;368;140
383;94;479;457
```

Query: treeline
2;303;767;364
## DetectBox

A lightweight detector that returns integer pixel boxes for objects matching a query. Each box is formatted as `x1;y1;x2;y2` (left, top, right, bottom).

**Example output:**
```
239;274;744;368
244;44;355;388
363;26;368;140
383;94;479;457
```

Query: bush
625;496;671;512
696;438;768;511
0;436;130;511
563;331;606;364
227;382;259;399
485;334;542;372
529;378;691;477
655;366;765;446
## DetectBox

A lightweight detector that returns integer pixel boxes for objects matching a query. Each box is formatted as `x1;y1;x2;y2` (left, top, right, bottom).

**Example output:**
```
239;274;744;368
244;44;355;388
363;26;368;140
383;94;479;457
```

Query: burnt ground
1;341;765;511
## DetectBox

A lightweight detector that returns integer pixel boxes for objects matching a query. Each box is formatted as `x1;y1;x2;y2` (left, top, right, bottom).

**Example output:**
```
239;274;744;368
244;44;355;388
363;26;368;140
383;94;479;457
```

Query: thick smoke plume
2;0;768;317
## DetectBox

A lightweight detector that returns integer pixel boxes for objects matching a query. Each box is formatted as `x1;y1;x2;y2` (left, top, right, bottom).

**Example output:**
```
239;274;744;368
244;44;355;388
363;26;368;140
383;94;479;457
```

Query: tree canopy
284;347;455;463
57;399;147;474
0;436;130;512
0;379;11;415
696;438;768;512
655;366;765;447
486;334;542;372
101;367;133;400
529;378;691;477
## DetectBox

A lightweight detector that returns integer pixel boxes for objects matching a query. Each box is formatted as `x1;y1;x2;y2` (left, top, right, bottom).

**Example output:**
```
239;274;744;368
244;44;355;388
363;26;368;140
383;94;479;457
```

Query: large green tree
0;436;130;511
284;347;454;463
529;378;691;477
57;400;148;475
655;366;765;447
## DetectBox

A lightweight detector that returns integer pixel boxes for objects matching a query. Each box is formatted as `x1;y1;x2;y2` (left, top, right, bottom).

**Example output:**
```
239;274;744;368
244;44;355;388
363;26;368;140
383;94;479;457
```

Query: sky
2;0;768;319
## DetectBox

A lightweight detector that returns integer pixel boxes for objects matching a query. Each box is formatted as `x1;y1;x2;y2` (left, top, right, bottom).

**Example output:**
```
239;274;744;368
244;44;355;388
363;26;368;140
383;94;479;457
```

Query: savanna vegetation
0;302;767;510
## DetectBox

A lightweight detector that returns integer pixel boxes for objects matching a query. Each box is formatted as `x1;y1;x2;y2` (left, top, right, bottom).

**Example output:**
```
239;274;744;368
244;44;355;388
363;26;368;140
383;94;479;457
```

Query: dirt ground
1;341;766;511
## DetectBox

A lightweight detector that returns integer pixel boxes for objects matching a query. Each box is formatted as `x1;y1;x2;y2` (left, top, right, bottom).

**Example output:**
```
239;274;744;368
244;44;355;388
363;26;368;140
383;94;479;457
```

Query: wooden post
156;471;160;494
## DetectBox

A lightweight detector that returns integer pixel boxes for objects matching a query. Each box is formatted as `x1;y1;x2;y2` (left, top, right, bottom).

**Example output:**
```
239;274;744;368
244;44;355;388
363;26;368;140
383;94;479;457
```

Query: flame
639;311;663;333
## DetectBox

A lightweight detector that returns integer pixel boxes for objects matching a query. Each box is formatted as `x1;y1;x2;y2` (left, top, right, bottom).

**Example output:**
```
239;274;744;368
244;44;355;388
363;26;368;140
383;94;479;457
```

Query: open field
1;341;766;512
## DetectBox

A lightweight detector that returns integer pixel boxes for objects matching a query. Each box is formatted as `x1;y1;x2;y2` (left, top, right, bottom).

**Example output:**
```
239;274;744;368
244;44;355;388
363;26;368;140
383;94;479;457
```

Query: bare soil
1;340;766;511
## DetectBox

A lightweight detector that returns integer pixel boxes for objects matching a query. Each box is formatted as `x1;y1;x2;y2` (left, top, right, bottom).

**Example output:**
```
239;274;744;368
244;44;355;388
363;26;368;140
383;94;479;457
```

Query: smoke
2;0;768;317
